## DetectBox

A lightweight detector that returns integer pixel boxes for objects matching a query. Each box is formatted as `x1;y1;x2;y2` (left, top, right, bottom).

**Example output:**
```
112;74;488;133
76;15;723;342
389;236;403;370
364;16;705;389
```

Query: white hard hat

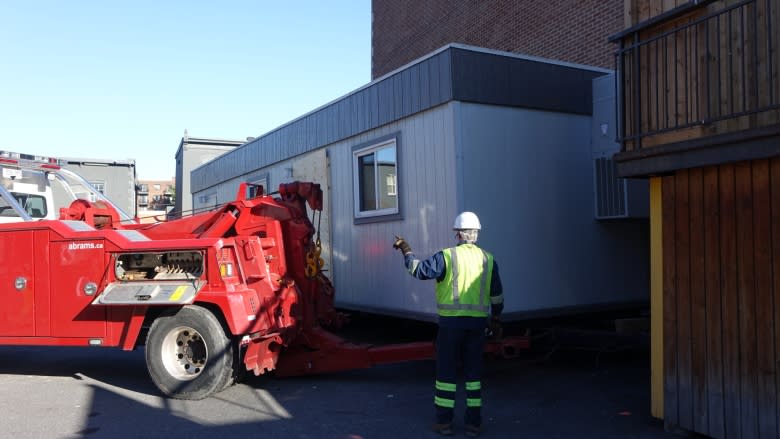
453;211;481;230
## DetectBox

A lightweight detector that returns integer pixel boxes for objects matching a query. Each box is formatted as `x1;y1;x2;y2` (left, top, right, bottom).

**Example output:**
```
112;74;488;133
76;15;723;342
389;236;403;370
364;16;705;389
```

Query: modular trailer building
190;44;649;321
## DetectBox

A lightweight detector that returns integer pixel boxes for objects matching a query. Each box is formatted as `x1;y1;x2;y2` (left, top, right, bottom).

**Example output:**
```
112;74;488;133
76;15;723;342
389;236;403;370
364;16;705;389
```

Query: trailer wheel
145;305;234;400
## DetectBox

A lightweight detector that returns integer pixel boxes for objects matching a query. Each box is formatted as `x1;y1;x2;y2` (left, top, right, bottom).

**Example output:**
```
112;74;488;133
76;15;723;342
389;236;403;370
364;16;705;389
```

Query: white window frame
87;180;105;202
89;180;106;195
386;173;396;196
352;135;400;221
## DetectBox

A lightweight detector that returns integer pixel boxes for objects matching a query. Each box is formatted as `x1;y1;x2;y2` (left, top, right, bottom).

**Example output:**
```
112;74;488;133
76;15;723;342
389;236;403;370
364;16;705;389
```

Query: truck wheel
145;305;234;400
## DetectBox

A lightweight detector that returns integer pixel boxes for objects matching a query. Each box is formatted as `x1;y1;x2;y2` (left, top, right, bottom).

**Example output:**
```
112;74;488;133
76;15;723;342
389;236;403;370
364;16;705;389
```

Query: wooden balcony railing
615;0;779;152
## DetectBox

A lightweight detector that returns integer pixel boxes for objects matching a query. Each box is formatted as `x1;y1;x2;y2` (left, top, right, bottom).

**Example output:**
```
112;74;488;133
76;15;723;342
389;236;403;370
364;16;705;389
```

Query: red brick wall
371;0;623;79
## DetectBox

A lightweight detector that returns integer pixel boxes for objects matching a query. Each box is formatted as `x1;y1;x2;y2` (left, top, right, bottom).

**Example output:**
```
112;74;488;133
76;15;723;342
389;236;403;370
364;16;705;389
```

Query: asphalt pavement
0;334;675;439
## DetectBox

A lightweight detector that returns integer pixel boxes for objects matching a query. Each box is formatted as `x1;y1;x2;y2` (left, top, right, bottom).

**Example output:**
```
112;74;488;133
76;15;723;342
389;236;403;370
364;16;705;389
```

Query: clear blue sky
0;1;371;179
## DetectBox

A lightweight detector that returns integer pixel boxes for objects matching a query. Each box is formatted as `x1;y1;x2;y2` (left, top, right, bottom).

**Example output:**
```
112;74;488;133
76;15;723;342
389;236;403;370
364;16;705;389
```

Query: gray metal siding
457;102;649;316
328;103;457;317
175;149;184;214
179;145;236;215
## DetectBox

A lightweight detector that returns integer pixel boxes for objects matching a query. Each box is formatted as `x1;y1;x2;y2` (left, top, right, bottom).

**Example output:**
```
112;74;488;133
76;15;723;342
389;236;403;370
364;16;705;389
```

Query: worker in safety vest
393;211;504;438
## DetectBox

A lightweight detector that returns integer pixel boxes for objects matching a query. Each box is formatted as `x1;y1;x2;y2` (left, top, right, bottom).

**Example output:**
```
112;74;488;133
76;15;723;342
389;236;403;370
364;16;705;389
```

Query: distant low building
174;131;246;217
137;178;174;221
62;157;137;217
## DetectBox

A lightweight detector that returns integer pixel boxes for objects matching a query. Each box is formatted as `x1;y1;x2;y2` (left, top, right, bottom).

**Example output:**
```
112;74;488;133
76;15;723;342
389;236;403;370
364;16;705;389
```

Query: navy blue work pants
434;324;486;426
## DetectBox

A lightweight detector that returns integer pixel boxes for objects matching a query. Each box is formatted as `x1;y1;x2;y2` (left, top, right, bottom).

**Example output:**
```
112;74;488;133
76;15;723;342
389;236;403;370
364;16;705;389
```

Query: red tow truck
0;150;526;399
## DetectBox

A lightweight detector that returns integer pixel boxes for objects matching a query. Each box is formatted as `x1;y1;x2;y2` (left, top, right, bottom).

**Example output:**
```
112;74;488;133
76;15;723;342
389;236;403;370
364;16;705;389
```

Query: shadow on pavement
0;333;674;438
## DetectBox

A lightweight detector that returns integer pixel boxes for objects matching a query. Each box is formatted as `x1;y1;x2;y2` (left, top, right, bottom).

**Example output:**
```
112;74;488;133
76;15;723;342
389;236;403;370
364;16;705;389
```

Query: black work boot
464;424;482;437
431;423;454;436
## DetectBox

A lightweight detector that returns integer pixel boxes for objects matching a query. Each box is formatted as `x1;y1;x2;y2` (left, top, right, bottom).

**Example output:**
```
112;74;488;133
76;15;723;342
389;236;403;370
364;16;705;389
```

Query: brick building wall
137;178;174;214
371;0;622;79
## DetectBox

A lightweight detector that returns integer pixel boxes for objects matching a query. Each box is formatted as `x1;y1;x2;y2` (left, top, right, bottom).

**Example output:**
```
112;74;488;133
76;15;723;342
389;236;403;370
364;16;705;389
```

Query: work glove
486;316;503;340
393;235;413;255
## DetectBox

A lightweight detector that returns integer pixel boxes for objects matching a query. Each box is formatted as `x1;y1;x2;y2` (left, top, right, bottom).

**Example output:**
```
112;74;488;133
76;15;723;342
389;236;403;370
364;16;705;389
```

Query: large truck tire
145;305;235;400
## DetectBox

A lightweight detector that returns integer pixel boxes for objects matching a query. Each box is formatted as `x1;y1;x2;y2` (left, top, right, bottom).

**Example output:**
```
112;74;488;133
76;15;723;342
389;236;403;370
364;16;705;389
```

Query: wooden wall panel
752;160;777;438
662;174;679;428
772;158;780;439
688;168;708;433
703;167;725;438
663;159;780;438
720;164;742;439
735;162;759;438
675;170;694;429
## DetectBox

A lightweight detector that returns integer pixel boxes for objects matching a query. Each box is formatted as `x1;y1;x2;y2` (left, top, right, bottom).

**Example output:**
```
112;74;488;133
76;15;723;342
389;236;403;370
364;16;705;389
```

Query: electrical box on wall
592;74;648;220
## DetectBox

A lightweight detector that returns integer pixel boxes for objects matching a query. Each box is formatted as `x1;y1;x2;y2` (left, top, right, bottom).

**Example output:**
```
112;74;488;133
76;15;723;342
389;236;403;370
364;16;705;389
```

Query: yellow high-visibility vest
436;244;493;317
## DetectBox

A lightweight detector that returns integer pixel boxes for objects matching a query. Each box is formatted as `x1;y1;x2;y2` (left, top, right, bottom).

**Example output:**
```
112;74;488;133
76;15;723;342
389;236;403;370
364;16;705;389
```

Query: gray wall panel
351;94;360;135
175;152;184;214
438;49;452;103
297;120;304;154
428;54;441;105
327;103;458;317
331;104;341;144
457;102;649;316
376;78;391;126
357;89;368;134
409;63;421;113
419;59;431;110
392;73;402;121
401;68;412;116
175;144;237;215
348;93;358;136
334;100;343;141
342;99;350;140
368;86;379;128
316;108;326;146
346;98;354;138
